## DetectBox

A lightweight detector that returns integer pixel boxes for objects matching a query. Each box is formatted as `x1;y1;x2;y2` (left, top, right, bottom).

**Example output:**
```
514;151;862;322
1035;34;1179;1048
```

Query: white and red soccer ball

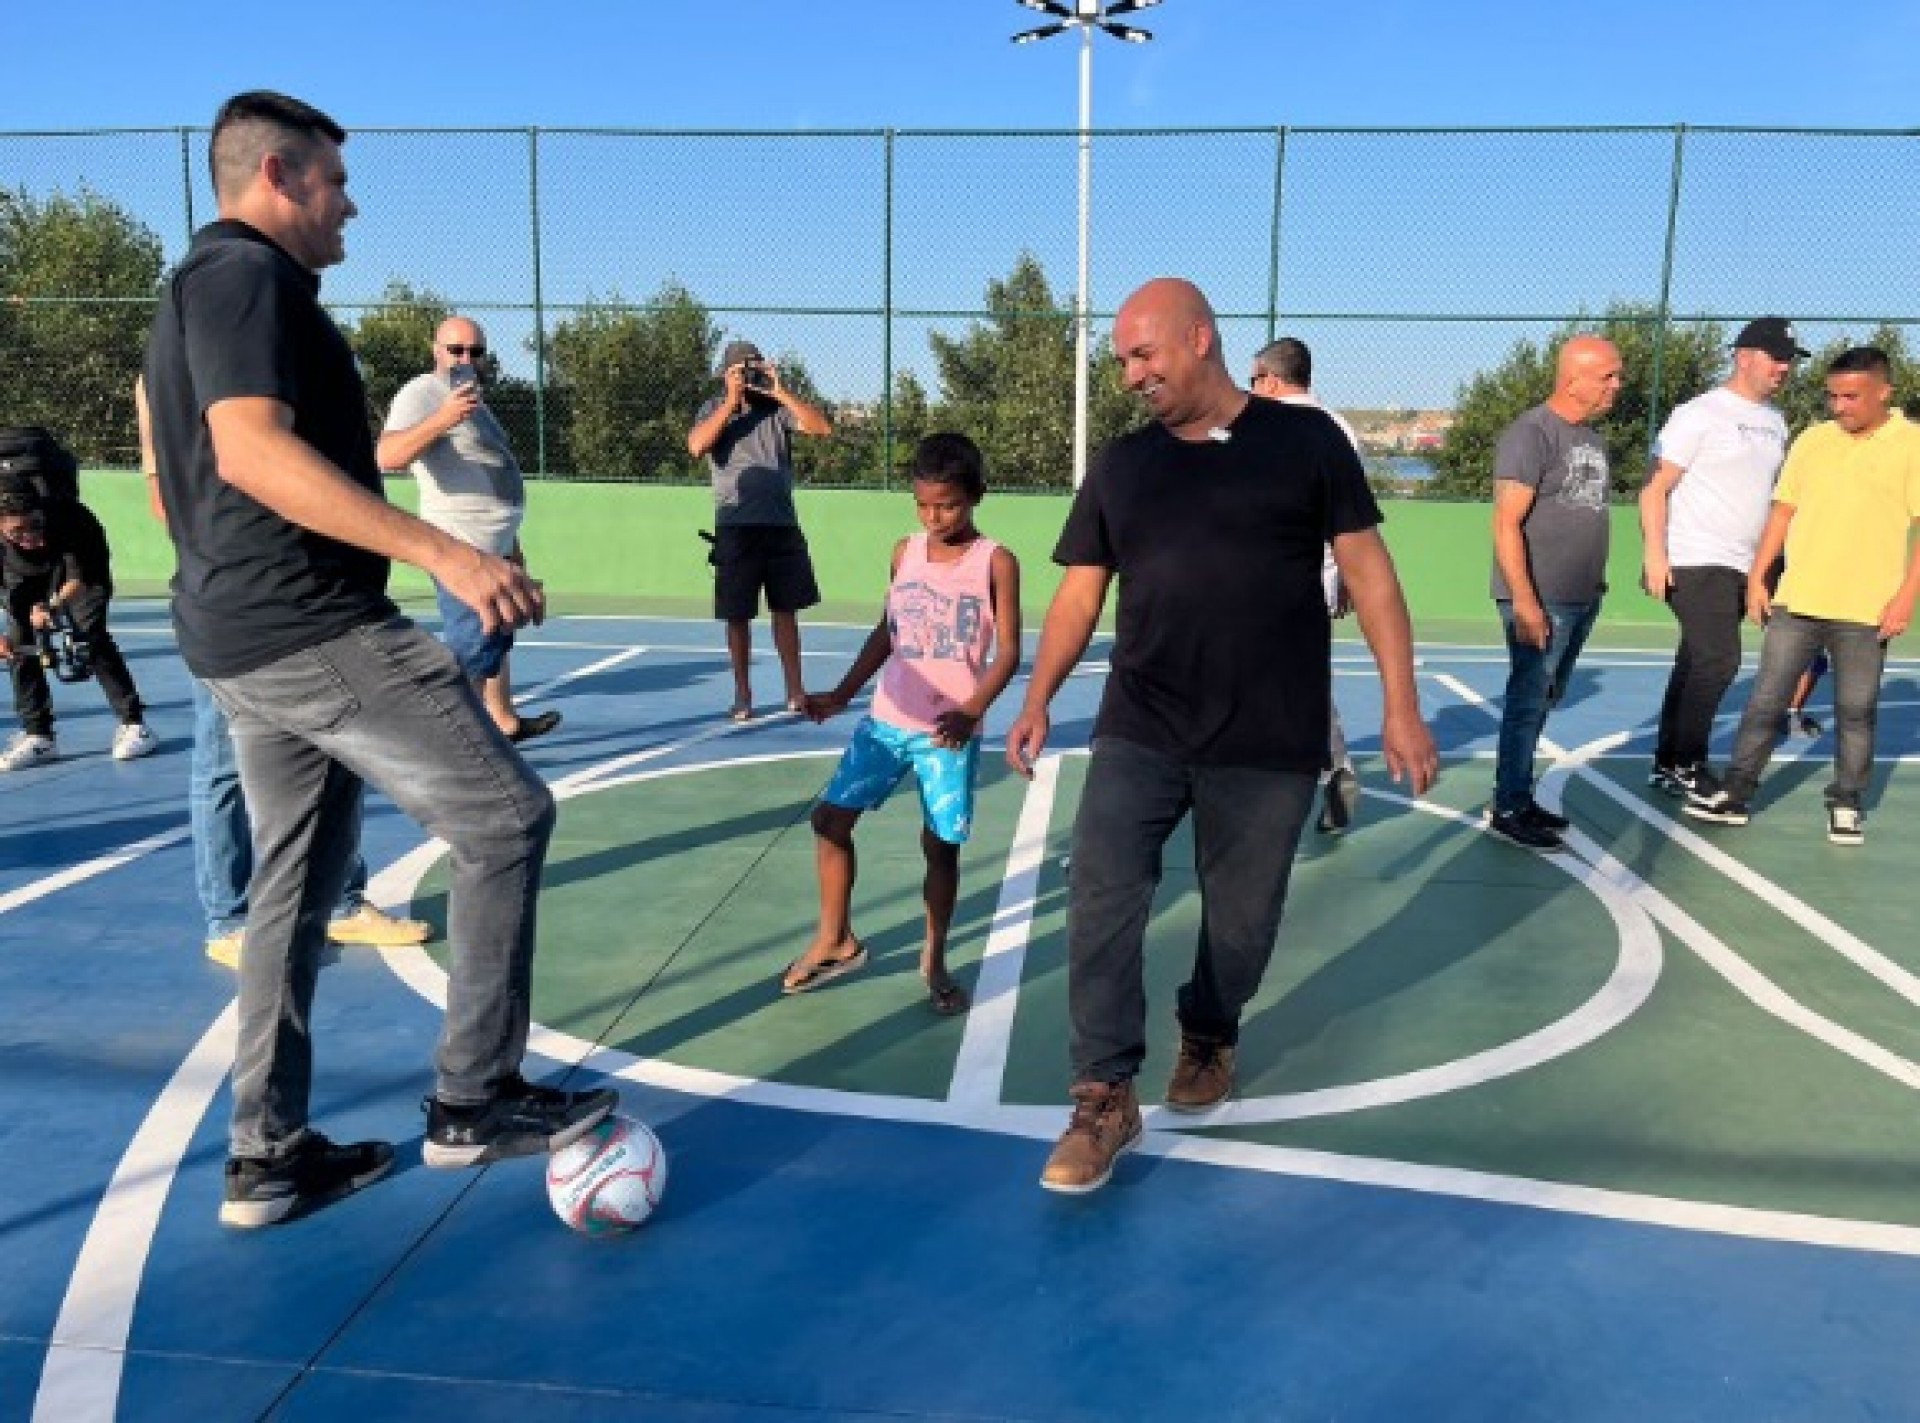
545;1114;668;1236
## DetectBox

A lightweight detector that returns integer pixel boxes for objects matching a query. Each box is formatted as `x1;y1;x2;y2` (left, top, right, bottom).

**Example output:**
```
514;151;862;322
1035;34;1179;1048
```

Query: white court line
948;755;1061;1109
0;826;190;917
33;1005;238;1423
515;645;647;702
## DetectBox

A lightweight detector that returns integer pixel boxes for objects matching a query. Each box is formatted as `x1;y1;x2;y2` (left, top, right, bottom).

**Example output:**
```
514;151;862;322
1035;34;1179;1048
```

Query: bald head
1551;335;1624;424
432;316;486;376
1112;277;1243;437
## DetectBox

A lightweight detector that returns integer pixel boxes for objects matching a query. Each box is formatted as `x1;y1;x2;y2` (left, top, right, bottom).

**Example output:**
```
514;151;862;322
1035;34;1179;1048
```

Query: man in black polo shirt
144;91;615;1229
1006;278;1439;1195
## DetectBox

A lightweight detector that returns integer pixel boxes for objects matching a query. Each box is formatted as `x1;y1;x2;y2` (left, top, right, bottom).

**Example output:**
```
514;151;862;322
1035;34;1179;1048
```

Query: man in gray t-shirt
378;316;560;743
1487;334;1622;849
686;338;832;720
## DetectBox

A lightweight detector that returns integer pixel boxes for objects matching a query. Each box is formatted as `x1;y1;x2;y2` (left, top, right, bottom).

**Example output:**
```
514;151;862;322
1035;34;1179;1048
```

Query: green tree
1429;304;1727;501
0;188;164;464
545;281;720;481
928;252;1144;491
1776;324;1920;435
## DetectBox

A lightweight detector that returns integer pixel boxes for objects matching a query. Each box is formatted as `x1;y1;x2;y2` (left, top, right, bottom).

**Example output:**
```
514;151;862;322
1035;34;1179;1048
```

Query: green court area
417;750;1920;1233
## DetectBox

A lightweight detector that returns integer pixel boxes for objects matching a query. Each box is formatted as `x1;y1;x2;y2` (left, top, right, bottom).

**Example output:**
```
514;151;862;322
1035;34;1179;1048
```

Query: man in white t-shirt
1251;337;1361;834
1639;317;1804;795
378;317;561;743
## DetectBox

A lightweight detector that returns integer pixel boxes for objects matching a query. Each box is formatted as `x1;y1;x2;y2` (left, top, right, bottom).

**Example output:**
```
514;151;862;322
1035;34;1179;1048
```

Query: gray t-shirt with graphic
1489;402;1611;603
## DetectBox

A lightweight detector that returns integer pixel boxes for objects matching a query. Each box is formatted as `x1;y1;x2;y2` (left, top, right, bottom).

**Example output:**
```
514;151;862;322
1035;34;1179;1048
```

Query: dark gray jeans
206;616;556;1160
1067;736;1316;1085
1723;610;1886;811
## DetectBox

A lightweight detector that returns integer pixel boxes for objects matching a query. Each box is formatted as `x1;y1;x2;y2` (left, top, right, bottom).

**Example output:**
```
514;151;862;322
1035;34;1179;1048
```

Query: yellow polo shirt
1774;411;1920;625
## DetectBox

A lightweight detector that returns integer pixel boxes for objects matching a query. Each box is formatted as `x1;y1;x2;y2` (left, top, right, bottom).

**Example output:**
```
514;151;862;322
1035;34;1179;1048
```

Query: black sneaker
1317;766;1359;835
1667;764;1712;799
1683;786;1750;825
219;1133;394;1229
1486;809;1563;851
1827;804;1864;846
1648;763;1682;796
1520;800;1570;833
423;1073;618;1169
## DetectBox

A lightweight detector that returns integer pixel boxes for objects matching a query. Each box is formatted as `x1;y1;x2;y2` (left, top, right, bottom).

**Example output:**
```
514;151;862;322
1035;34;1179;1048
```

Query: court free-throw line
948;755;1060;1109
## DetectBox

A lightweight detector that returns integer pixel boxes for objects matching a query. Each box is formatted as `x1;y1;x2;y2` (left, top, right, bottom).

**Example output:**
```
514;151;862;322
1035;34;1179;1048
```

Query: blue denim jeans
1493;599;1601;816
190;677;373;938
1066;736;1317;1084
1723;611;1886;810
205;617;555;1158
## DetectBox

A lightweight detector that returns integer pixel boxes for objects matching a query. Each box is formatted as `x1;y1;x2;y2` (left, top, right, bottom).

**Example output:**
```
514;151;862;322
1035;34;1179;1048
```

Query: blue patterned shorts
820;715;980;844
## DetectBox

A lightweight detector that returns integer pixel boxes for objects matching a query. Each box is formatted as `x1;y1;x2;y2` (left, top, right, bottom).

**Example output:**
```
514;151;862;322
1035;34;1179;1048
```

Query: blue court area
5;604;1920;1421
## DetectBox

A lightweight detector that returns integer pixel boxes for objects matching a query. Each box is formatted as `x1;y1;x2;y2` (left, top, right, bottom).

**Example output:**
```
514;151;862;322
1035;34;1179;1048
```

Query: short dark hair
1828;346;1893;382
210;91;346;201
911;432;987;502
1253;337;1312;388
0;475;42;519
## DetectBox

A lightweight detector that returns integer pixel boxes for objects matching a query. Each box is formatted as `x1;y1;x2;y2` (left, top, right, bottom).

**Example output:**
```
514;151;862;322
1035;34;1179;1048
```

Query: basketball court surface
6;605;1920;1421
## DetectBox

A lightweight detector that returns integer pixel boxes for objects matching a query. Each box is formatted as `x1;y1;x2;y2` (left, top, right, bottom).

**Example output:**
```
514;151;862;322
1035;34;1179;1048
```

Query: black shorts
711;524;820;621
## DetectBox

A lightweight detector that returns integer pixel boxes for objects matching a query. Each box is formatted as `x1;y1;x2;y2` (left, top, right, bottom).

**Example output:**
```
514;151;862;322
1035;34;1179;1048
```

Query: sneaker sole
422;1094;616;1170
1483;823;1564;853
1161;1079;1236;1114
1682;804;1749;826
1038;1121;1144;1195
218;1155;394;1229
326;927;431;946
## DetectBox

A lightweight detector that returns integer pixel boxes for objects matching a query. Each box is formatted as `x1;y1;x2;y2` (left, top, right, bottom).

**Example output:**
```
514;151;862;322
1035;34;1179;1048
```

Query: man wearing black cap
1639;317;1804;798
686;340;832;720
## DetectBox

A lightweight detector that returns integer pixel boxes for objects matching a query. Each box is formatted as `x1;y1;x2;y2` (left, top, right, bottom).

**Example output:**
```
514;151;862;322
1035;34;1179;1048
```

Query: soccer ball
545;1114;668;1236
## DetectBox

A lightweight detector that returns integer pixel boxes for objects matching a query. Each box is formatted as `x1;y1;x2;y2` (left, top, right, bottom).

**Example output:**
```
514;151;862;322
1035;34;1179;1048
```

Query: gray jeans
206;616;556;1160
1723;610;1886;811
1067;736;1317;1084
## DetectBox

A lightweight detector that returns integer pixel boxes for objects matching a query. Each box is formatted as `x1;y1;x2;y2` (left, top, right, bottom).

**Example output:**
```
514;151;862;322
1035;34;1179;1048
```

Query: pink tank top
873;533;999;734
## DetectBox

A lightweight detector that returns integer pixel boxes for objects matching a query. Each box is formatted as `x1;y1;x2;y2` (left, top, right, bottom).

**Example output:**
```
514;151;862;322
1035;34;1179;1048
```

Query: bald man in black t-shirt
1007;278;1438;1195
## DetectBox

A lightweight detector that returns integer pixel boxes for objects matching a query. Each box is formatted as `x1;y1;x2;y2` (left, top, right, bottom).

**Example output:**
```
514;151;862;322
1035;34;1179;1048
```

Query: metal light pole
1012;0;1158;488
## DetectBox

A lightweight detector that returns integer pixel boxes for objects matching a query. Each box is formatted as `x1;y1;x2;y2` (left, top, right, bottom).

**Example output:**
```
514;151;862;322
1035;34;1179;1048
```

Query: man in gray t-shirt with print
378;315;560;743
686;338;832;720
1487;334;1622;850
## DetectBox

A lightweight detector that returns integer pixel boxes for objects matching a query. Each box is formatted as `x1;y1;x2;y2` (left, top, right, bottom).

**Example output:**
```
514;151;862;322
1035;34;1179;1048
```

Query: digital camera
37;604;92;684
740;358;773;393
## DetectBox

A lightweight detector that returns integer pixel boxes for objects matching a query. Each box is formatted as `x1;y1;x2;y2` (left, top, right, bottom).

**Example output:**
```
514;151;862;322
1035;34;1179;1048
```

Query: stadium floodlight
1011;0;1161;488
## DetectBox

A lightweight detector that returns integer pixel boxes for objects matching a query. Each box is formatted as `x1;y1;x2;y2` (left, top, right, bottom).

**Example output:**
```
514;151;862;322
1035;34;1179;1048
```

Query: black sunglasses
443;343;488;358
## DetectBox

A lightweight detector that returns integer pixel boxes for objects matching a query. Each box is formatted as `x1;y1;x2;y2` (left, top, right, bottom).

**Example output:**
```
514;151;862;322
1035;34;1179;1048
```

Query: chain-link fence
2;124;1916;489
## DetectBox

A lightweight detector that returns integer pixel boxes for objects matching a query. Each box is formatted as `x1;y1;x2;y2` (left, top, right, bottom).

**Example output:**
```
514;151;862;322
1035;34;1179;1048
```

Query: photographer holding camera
0;474;155;770
686;338;832;720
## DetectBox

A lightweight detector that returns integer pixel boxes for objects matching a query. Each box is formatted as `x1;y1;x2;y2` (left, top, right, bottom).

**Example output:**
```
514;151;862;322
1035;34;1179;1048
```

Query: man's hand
0;635;13;663
1381;707;1440;796
933;707;979;749
1511;600;1552;650
721;363;748;408
439;381;483;431
1878;592;1916;642
803;690;849;723
1746;578;1773;627
1642;555;1672;602
433;542;545;635
27;603;52;632
1005;705;1049;779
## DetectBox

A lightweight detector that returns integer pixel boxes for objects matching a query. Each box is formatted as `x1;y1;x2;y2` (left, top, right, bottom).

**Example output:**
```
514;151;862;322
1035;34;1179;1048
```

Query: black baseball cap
719;340;763;375
1732;317;1810;361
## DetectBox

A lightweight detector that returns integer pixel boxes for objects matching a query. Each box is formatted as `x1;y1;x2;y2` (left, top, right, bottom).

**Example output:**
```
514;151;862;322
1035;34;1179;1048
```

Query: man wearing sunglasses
379;317;561;743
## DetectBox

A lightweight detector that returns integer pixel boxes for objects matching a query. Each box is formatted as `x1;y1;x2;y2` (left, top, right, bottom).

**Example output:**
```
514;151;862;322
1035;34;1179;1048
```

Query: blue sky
5;2;1917;410
6;0;1916;134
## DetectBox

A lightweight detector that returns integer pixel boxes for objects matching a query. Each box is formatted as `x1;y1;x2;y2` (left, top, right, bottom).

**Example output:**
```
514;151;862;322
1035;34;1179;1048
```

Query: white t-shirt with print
1654;386;1789;573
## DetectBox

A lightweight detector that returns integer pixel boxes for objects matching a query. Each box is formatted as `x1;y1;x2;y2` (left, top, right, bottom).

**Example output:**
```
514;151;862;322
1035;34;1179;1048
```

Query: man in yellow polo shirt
1686;346;1920;844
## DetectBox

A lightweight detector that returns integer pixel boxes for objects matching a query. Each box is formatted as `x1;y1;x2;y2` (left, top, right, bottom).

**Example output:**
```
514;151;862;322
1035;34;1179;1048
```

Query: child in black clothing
0;476;154;769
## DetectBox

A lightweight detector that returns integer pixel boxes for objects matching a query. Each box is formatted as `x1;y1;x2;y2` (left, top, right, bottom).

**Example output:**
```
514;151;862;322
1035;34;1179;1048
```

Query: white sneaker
1828;805;1865;847
0;733;57;771
112;722;157;761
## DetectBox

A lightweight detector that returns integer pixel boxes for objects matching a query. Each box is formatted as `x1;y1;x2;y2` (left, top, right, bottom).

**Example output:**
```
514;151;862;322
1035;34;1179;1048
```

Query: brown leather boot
1039;1079;1143;1194
1164;1035;1236;1112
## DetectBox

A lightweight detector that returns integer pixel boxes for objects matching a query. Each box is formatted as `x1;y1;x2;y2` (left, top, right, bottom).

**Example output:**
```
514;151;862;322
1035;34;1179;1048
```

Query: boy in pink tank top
782;434;1023;1015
